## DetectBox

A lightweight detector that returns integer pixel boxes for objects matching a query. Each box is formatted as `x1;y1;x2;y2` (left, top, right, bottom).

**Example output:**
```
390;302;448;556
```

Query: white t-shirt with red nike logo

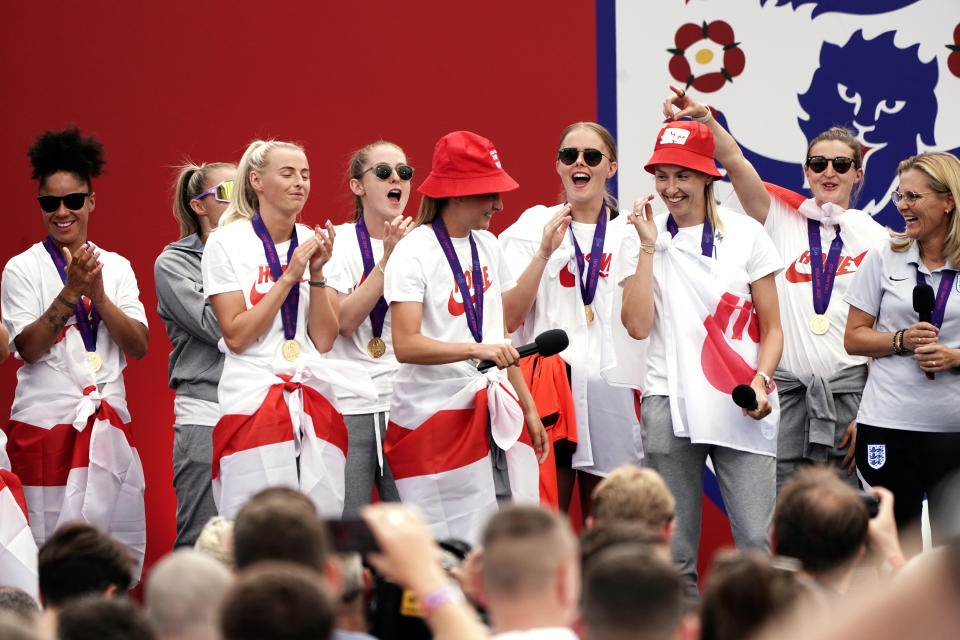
764;197;888;377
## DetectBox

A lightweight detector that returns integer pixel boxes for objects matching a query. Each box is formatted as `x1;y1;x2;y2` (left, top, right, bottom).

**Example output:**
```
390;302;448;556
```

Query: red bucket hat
418;131;520;198
644;120;721;177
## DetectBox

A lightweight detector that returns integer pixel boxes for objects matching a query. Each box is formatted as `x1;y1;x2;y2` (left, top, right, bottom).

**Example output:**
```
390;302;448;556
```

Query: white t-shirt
616;208;781;396
765;197;888;377
844;242;960;432
1;242;148;425
384;224;515;383
325;221;399;414
202;221;324;369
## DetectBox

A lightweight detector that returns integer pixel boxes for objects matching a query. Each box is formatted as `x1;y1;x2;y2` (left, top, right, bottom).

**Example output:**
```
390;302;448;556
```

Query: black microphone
913;284;936;380
732;384;758;411
477;329;569;371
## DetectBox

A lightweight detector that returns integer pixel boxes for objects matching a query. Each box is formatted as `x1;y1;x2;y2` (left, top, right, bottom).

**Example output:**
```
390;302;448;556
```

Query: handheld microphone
732;384;758;411
913;284;936;380
477;329;569;371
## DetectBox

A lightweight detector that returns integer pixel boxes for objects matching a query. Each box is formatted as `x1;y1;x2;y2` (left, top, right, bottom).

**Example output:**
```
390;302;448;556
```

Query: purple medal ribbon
250;213;300;340
666;213;714;257
355;217;389;339
42;236;100;352
807;219;845;315
568;202;607;307
916;268;956;329
432;217;483;343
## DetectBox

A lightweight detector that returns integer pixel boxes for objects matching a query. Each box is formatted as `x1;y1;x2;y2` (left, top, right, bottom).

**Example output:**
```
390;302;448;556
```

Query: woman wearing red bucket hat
499;122;643;518
382;130;548;544
661;88;888;499
616;112;783;596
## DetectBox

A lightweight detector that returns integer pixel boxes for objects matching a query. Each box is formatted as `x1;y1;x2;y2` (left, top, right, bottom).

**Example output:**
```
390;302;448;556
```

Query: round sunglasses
558;147;610;167
805;155;856;174
192;179;234;203
37;192;91;213
363;163;414;181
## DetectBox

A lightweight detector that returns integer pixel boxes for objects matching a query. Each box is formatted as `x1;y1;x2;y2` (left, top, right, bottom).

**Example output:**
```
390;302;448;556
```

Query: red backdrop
0;1;598;579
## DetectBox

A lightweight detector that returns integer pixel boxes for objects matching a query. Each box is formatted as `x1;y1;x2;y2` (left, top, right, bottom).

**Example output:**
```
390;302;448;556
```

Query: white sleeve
1;257;44;349
201;231;242;298
325;225;355;295
747;223;783;282
494;240;517;293
111;257;148;327
614;231;641;287
843;245;885;317
383;237;425;304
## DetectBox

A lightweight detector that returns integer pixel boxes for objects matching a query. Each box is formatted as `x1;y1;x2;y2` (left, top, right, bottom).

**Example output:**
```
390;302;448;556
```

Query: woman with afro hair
1;127;149;578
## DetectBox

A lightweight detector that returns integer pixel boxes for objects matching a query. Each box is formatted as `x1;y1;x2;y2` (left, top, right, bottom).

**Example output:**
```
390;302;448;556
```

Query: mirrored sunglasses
37;192;90;213
558;147;608;167
193;179;235;203
805;156;855;174
364;164;414;181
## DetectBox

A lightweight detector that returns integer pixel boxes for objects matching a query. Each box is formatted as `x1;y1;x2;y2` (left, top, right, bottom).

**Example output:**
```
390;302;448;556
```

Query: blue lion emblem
720;30;959;229
760;0;921;18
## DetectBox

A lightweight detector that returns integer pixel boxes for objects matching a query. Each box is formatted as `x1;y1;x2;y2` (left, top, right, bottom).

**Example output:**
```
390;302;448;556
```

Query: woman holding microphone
618;114;782;595
201;139;372;518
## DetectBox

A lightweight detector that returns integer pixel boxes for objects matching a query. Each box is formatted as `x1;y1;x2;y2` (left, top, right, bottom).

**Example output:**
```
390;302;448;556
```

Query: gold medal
86;351;102;372
808;314;830;335
584;305;595;325
367;337;386;359
282;339;301;362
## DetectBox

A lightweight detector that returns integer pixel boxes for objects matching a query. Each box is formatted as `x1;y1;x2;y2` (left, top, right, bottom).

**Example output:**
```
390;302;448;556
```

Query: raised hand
539;204;572;259
63;243;103;301
309;221;336;276
663;84;711;122
628;195;658;246
382;214;414;262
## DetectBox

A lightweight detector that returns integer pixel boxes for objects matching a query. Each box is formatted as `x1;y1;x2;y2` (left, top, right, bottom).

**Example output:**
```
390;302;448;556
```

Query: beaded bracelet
893;329;906;354
640;242;656;255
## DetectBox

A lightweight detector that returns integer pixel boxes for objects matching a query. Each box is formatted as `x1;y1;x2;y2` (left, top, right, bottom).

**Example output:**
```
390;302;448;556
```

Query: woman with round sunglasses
844;151;960;545
383;130;547;543
1;127;149;573
155;161;235;546
500;122;642;518
618;115;783;596
201;139;374;519
325;141;414;516
663;88;888;494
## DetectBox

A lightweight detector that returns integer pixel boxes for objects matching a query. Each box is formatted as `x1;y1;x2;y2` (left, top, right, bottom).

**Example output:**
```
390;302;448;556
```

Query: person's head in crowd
56;595;156;640
580;522;672;570
193;515;235;568
220;562;334;640
0;612;41;640
233;488;339;592
580;544;696;640
773;466;869;592
38;521;135;609
334;553;372;636
173;161;237;242
480;505;579;632
145;549;233;640
588;465;676;541
700;550;819;640
0;587;40;627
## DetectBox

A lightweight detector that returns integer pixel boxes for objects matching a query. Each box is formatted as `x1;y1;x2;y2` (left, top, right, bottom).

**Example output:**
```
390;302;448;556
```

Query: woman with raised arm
500;122;642;517
325;141;413;516
844;151;960;544
617;116;783;596
201;139;373;519
664;88;888;494
1;127;149;574
155;161;235;546
383;131;547;544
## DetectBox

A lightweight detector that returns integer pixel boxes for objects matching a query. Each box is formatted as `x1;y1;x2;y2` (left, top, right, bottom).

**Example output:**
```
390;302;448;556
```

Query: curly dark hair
27;126;105;188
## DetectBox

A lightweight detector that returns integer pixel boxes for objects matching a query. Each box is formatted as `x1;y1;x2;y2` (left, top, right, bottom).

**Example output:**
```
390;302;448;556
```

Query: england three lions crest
866;444;886;470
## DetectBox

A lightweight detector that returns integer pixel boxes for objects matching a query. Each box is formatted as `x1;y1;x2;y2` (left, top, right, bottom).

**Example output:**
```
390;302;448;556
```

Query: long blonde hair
219;140;304;227
414;195;448;227
172;161;235;239
890;151;960;266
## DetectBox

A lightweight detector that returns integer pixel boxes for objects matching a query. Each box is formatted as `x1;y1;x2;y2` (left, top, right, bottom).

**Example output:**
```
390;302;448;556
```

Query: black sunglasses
805;156;856;174
558;147;609;167
363;163;414;181
37;192;90;213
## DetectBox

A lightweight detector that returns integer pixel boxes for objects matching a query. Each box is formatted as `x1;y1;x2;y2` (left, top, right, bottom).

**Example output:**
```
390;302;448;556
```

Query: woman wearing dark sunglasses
201;139;375;519
0;127;149;573
325;141;414;516
500;122;642;519
845;151;960;546
154;161;235;546
663;88;888;496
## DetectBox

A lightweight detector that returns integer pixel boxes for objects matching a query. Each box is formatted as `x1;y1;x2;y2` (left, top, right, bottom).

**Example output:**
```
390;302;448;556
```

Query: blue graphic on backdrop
722;30;958;230
761;0;921;19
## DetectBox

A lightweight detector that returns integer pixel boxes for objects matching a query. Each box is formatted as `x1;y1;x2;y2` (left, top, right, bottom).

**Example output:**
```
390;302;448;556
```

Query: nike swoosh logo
784;250;868;284
888;276;908;281
248;265;306;305
447;279;494;316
